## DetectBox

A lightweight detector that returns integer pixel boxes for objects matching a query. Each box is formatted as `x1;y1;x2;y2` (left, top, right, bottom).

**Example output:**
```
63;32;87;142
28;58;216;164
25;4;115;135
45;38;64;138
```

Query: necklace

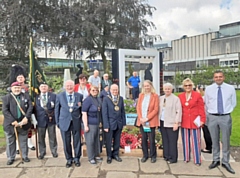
185;92;191;106
108;95;120;111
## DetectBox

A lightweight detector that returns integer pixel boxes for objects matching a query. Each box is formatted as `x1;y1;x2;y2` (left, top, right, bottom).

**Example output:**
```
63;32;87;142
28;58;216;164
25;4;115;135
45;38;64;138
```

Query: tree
60;0;156;72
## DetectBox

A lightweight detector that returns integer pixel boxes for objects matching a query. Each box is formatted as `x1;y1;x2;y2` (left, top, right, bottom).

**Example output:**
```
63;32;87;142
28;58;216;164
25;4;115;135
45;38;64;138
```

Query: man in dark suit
2;82;33;165
102;84;126;164
101;73;112;90
100;85;109;101
35;82;58;159
55;80;83;168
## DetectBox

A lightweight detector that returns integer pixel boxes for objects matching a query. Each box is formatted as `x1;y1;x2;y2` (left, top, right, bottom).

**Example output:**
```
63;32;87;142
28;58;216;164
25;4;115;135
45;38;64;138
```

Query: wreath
120;132;138;149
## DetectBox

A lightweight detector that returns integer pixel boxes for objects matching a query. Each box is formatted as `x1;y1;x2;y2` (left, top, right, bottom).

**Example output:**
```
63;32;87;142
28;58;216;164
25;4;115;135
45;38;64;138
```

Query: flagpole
29;37;39;158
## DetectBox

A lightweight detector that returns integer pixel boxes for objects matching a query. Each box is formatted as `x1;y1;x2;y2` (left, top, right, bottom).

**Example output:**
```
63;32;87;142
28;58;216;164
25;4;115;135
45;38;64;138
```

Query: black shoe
23;157;30;162
7;160;14;165
151;157;156;163
209;161;220;169
52;153;58;158
16;150;19;154
75;161;81;167
201;149;212;154
222;163;235;174
159;145;163;149
167;160;177;164
112;155;122;162
107;157;112;164
29;146;35;151
66;161;72;168
141;157;148;163
38;153;46;159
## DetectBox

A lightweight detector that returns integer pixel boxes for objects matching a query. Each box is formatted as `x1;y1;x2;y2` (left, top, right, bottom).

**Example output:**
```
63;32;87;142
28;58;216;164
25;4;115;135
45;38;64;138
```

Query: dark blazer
101;80;112;90
35;92;56;128
102;95;126;130
2;92;33;133
55;91;83;132
99;90;109;101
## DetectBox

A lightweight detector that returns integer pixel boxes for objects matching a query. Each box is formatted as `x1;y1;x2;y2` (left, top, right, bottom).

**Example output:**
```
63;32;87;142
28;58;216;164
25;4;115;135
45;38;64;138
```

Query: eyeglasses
79;78;86;80
91;90;98;92
184;84;192;87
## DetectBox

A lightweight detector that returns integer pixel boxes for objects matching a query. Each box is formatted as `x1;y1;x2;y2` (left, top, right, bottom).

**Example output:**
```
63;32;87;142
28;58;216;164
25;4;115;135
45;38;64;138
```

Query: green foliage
105;60;112;79
230;90;240;146
45;76;63;93
128;63;134;78
82;61;89;77
124;99;137;113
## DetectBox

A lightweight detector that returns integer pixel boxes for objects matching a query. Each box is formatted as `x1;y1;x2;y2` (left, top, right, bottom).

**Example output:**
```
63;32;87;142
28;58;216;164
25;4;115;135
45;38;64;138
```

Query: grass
0;125;5;147
230;91;240;146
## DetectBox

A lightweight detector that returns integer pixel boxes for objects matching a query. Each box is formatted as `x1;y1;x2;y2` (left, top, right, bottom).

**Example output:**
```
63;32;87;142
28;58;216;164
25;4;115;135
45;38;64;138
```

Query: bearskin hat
9;64;27;85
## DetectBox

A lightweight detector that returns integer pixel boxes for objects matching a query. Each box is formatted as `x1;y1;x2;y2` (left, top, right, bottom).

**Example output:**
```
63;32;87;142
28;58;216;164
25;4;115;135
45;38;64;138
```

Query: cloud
147;0;240;45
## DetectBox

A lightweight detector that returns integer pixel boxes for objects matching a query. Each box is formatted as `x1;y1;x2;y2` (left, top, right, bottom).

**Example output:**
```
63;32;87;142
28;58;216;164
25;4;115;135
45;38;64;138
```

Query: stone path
0;128;239;178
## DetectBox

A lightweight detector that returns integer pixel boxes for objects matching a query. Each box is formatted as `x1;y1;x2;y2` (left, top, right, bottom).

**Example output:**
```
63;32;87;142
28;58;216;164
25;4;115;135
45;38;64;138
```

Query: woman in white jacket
159;83;182;164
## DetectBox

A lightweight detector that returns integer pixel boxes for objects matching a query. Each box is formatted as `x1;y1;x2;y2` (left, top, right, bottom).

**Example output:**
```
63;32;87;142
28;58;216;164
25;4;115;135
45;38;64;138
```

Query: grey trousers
5;127;28;161
84;124;100;160
38;125;58;156
208;114;232;164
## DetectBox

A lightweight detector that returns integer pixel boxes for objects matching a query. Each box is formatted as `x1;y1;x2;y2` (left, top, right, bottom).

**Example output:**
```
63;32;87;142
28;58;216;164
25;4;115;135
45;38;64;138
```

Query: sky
147;0;240;45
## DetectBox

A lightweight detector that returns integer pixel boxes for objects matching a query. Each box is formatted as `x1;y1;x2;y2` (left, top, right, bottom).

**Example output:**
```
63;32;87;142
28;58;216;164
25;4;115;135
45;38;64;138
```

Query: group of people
2;68;236;174
134;70;236;174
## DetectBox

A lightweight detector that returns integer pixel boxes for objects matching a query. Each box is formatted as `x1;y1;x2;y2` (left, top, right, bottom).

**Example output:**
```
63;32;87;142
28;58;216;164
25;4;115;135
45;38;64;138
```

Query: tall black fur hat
9;64;27;85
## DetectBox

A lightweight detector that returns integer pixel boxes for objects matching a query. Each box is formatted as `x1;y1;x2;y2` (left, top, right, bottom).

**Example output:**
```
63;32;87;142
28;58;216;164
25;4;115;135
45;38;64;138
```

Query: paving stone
0;158;21;168
140;158;169;173
70;158;99;178
106;171;137;178
0;168;22;177
169;161;223;176
101;157;138;172
140;175;176;178
45;158;67;167
179;176;222;178
17;158;44;168
219;162;240;178
19;167;70;178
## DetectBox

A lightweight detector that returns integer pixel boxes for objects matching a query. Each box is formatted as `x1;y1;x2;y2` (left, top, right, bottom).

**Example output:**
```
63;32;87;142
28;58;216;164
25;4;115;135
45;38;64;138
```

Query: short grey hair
163;83;173;89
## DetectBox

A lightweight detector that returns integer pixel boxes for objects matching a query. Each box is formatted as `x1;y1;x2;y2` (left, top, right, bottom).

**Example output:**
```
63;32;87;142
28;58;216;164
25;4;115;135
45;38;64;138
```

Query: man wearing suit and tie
35;82;58;159
101;73;112;90
102;84;126;164
55;80;83;168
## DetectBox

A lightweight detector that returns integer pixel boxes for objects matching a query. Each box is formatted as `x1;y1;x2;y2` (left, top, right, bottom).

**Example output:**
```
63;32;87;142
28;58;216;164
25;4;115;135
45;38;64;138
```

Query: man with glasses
102;84;126;164
55;80;83;168
205;71;236;174
101;73;112;90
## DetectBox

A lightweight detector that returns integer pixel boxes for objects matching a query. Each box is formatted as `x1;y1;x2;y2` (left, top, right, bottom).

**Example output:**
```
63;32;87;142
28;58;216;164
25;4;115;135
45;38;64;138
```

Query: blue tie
217;86;224;114
69;95;72;102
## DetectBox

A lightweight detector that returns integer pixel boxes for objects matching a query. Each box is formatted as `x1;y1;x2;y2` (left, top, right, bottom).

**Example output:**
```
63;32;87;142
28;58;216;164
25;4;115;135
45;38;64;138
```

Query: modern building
157;21;240;83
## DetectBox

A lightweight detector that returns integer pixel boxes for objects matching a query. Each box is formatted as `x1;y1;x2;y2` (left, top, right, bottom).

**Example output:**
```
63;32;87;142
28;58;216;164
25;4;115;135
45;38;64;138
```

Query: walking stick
34;127;39;158
14;127;23;163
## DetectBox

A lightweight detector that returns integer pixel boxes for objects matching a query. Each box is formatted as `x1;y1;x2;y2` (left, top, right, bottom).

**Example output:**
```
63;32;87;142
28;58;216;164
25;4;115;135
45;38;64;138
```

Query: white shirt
88;75;101;87
204;82;236;114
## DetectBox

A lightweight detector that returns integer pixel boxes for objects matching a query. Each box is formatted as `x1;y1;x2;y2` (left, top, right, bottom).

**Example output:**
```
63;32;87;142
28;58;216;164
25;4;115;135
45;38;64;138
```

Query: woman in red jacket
136;80;159;163
178;78;206;166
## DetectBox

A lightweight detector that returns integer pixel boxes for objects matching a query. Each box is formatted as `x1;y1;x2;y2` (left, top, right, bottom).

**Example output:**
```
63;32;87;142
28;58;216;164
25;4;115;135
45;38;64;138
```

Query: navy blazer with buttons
35;92;56;128
102;95;126;130
55;91;83;132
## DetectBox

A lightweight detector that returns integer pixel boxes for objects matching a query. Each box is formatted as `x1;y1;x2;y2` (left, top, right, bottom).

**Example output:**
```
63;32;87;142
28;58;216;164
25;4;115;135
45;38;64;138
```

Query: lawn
0;125;5;147
230;90;240;146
